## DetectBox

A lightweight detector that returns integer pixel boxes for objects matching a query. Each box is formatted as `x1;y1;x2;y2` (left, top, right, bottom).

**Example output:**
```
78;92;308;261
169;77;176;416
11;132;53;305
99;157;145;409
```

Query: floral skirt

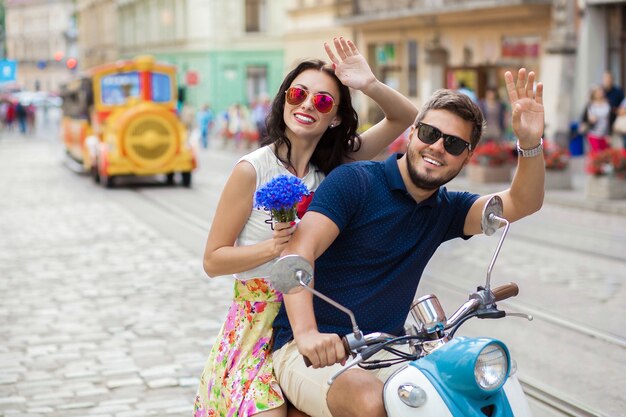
194;278;284;417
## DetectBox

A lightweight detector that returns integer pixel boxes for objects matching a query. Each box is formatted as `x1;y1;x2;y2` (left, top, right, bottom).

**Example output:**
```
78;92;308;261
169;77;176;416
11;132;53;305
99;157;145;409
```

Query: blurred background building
113;0;286;113
76;0;117;70
4;0;77;92
1;0;625;144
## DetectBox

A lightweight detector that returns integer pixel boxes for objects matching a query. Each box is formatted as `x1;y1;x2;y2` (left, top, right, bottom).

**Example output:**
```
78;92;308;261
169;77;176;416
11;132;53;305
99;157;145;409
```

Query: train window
60;78;91;119
152;73;172;102
101;72;140;105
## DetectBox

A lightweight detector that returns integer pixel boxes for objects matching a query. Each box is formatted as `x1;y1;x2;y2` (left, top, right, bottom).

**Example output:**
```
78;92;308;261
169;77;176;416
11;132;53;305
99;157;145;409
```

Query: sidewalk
447;156;626;217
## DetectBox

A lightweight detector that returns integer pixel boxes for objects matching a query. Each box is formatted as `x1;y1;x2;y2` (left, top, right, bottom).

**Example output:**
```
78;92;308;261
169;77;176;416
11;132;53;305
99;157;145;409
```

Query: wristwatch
516;138;543;158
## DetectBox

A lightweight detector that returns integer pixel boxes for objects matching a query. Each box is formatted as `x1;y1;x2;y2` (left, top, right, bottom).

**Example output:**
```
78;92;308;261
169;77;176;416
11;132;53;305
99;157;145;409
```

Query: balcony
337;0;553;23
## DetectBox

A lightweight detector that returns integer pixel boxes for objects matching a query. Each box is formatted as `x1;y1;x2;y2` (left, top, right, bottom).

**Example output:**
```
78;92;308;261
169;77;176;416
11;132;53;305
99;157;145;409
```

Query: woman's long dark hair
261;60;361;175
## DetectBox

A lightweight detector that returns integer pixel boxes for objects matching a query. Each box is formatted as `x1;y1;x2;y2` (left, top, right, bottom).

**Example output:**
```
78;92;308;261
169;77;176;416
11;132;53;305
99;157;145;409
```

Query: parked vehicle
271;195;534;416
60;55;195;187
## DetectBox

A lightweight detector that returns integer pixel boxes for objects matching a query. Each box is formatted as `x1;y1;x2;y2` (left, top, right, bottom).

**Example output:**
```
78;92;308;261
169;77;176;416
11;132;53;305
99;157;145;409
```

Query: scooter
271;195;534;416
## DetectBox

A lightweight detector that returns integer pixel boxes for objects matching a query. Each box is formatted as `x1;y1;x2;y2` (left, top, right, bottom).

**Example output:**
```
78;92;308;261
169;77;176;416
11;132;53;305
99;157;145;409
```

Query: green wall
151;49;284;115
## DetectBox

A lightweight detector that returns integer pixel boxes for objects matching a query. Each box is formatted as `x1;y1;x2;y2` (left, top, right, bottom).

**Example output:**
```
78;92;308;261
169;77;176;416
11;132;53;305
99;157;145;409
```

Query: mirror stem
485;214;510;292
298;274;361;338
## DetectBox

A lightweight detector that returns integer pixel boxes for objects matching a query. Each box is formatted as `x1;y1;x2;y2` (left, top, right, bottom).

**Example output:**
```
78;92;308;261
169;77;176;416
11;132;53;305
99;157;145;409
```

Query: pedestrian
581;85;611;153
180;102;196;139
196;104;215;149
616;97;626;149
26;102;36;134
15;101;27;135
602;71;625;134
251;93;271;141
227;103;250;150
42;99;50;126
457;80;477;103
478;86;507;142
193;36;418;417
271;68;545;417
0;100;8;131
5;100;15;132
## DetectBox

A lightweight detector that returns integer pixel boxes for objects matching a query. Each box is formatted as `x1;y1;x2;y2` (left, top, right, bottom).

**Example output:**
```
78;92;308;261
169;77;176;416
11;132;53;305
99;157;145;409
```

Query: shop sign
186;70;199;86
0;60;17;84
501;36;540;58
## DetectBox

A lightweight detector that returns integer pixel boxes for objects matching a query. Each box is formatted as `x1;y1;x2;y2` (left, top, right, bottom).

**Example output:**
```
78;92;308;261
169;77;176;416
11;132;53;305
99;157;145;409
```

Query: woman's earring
329;123;335;128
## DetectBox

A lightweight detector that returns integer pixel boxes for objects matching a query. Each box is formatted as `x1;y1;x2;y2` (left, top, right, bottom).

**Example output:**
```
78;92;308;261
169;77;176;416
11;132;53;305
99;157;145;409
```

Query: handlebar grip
492;282;519;302
302;336;352;368
341;336;352;358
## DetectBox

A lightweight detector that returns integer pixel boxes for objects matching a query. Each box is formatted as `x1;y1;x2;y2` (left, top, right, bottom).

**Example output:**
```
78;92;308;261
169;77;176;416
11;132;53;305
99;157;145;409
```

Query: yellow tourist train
60;55;196;187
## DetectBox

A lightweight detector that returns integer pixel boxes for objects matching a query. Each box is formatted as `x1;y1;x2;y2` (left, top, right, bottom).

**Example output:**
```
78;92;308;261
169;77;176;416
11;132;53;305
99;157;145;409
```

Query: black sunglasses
415;122;472;156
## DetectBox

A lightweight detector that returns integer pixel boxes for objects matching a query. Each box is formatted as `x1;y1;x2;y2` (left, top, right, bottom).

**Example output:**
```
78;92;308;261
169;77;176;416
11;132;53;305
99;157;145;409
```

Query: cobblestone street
0;136;232;416
1;131;625;417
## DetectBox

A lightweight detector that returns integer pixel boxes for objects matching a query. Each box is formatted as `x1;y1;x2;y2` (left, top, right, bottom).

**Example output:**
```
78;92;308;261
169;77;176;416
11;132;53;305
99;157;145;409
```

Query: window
246;65;268;104
100;72;140;105
408;40;418;97
245;0;267;33
152;73;172;102
60;78;92;119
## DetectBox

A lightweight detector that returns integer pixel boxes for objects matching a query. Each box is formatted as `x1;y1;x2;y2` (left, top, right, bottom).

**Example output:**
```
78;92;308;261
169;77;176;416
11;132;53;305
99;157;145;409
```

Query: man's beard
406;146;462;190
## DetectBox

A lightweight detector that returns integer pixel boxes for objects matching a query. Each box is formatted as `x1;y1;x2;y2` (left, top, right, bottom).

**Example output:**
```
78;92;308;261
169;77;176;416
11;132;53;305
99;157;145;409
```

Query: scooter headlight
419;338;510;399
475;343;508;391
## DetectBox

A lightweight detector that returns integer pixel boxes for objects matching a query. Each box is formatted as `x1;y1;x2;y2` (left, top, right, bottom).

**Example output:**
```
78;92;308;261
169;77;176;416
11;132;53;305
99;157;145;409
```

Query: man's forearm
283;289;318;338
509;153;545;217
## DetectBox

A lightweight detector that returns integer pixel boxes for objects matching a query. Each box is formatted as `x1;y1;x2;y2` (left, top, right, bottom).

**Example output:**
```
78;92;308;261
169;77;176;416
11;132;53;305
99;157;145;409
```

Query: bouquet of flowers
255;174;310;223
469;141;514;166
586;148;626;178
543;141;570;171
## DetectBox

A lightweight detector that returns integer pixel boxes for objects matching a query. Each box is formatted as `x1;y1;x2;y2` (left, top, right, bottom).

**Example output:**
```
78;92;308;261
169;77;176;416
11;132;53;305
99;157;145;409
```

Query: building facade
113;0;286;113
285;0;626;142
29;0;626;136
329;0;554;126
76;0;118;70
284;0;352;68
574;0;626;121
5;0;77;92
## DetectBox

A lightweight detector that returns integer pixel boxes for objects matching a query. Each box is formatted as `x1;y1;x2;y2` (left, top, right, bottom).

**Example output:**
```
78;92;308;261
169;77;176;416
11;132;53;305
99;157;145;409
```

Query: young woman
582;85;611;153
193;37;417;417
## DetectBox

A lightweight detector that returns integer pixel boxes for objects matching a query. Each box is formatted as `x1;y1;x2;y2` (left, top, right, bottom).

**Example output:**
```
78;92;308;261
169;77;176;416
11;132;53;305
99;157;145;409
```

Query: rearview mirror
270;254;313;294
481;195;504;236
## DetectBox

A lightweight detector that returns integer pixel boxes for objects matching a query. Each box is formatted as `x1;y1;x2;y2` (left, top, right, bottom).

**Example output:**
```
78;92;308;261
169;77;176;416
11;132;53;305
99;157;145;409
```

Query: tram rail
521;377;614;417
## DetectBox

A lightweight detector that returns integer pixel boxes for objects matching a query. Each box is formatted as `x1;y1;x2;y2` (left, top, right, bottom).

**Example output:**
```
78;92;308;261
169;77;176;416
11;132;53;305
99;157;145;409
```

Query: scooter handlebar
492;282;519;302
303;337;351;367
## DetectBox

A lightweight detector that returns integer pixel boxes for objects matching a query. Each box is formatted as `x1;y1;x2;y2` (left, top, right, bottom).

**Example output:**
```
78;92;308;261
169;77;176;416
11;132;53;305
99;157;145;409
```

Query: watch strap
516;138;543;158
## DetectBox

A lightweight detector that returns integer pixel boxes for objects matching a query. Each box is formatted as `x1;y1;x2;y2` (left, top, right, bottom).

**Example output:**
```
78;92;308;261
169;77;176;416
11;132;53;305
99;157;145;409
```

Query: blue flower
255;175;309;222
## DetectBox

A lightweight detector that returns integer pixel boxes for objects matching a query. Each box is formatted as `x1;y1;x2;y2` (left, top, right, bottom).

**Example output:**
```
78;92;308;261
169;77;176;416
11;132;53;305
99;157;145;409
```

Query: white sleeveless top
234;145;325;280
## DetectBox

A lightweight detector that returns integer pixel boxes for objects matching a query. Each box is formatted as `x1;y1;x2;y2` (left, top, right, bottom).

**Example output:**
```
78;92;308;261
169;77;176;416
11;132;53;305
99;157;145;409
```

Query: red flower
297;192;314;219
586;148;626;178
543;141;570;171
470;141;514;166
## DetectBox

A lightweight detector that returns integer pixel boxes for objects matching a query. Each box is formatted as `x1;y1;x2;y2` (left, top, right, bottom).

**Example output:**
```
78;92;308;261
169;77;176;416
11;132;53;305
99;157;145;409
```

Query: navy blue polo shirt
272;154;479;351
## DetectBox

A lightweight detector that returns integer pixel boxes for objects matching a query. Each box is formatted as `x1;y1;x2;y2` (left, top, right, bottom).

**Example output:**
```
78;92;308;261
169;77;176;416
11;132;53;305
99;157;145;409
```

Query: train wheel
100;169;114;188
92;163;100;184
103;175;114;188
182;172;192;187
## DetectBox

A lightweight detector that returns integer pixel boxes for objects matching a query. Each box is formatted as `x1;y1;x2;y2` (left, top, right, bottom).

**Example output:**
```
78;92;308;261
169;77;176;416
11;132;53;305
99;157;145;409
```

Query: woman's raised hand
324;37;376;92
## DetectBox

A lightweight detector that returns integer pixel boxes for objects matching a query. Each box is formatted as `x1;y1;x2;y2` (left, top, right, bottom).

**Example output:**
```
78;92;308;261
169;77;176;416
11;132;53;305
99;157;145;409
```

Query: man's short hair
415;89;485;149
